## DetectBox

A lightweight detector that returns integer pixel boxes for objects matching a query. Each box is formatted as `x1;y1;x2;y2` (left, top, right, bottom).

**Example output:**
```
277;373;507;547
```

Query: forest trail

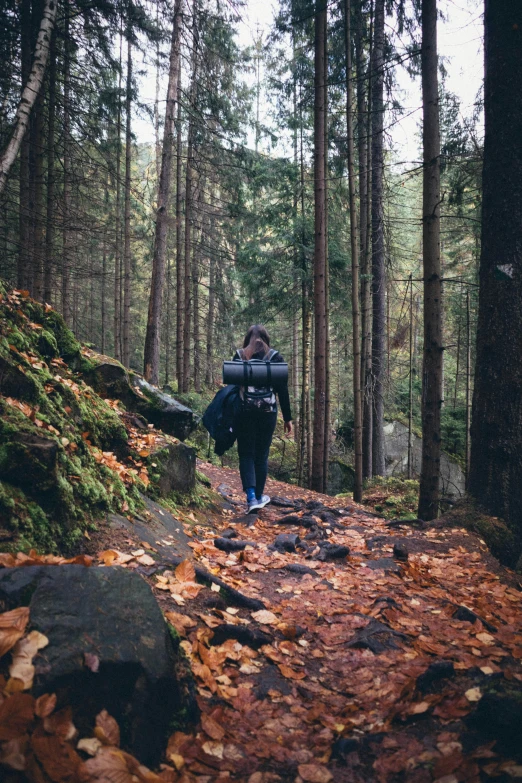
99;461;522;781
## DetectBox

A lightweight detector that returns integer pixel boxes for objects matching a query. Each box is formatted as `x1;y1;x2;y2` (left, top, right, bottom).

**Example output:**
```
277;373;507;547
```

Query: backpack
202;384;242;456
236;348;278;413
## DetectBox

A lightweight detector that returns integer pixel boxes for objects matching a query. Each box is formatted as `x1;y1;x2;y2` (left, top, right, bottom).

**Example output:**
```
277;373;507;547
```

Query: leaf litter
0;463;521;781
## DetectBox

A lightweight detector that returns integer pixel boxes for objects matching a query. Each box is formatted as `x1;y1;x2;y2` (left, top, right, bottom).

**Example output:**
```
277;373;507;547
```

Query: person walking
233;325;292;513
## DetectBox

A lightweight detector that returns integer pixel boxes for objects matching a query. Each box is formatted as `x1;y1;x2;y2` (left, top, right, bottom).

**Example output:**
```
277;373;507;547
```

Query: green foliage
364;476;420;519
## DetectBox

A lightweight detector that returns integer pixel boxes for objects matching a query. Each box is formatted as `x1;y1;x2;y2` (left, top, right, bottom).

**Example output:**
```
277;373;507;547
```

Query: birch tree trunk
143;0;182;384
0;0;57;195
417;0;442;521
18;0;31;291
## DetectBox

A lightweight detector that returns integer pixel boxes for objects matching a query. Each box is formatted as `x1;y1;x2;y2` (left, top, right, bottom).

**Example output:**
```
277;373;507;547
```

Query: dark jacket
233;349;292;423
202;384;242;456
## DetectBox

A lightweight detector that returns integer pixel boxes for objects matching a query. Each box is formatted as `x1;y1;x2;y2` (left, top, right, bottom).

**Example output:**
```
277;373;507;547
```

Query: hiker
233;324;292;513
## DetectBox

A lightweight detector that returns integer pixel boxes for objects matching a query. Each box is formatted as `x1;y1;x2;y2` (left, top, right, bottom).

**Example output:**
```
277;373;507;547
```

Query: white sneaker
247;495;270;513
256;494;271;509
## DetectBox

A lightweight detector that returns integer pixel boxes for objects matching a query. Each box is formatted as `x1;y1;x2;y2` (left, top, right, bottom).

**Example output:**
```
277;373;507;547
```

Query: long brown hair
241;324;271;360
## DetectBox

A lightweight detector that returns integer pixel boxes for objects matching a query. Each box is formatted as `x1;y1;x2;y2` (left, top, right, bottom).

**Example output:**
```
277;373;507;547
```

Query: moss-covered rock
438;499;520;568
0;284;144;551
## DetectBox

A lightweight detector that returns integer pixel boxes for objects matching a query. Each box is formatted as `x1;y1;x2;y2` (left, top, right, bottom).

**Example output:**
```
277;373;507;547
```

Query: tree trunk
193;180;201;394
62;0;71;326
175;97;184;390
469;1;522;541
206;237;216;386
355;2;372;480
417;0;442;521
114;28;123;359
44;29;56;304
182;8;197;393
18;0;31;291
0;0;57;195
344;0;363;503
311;0;328;493
371;0;385;476
122;35;132;368
143;0;182;384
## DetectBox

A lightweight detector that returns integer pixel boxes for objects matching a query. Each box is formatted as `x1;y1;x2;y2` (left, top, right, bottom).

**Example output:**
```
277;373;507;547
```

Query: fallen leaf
84;653;100;673
298;763;333;782
201;740;224;760
0;607;30;658
0;693;34;740
32;733;82;781
35;693;57;719
9;630;49;689
251;610;278;625
201;713;225;741
175;559;196;584
94;709;120;747
465;687;482;702
278;664;306;680
77;737;103;756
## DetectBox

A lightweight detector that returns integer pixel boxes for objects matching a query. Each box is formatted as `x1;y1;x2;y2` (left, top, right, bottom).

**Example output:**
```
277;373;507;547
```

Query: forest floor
82;461;522;782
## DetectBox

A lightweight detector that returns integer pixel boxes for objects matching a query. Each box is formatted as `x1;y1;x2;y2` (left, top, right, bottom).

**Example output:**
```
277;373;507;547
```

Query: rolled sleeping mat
222;360;288;389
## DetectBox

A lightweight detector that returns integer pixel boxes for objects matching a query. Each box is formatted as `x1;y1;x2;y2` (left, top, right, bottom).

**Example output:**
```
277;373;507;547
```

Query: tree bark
311;0;328;493
62;0;71;325
143;0;182;383
355;1;373;480
44;29;56;304
175;97;184;389
469;2;522;541
0;0;57;195
417;0;442;521
113;27;123;359
18;0;31;291
182;6;197;393
344;0;363;503
371;0;385;476
122;34;132;368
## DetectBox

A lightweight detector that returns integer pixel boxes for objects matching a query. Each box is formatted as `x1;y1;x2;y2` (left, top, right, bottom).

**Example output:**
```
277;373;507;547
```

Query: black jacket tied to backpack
202;384;242;456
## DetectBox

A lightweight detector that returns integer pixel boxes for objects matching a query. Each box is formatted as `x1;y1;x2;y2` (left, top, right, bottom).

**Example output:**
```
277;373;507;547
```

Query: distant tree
144;0;182;384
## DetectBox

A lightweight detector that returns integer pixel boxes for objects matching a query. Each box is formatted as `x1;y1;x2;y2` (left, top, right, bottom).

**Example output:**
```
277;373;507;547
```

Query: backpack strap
266;349;277;361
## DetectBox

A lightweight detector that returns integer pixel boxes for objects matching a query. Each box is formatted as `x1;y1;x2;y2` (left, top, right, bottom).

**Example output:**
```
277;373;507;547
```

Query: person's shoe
255;494;271;509
247;498;263;514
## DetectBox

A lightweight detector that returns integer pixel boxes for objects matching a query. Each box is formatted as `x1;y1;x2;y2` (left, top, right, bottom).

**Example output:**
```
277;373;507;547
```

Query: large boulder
0;565;197;766
84;354;195;441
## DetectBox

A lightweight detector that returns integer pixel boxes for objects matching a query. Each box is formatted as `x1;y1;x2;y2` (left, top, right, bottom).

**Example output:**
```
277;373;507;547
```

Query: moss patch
0;285;143;552
438;500;520;568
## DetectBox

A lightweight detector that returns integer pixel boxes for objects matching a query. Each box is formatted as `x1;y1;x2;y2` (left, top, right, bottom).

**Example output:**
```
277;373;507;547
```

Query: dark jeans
236;410;277;498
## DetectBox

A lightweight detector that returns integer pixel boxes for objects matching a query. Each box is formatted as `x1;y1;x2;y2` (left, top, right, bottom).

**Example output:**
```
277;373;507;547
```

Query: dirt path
93;461;522;782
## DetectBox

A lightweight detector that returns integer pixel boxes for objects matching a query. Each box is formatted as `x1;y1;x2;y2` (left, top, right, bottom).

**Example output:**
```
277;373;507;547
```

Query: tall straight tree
417;0;442;520
311;0;328;493
144;0;182;384
370;0;385;476
122;33;132;368
355;1;372;480
344;0;363;502
469;0;522;544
